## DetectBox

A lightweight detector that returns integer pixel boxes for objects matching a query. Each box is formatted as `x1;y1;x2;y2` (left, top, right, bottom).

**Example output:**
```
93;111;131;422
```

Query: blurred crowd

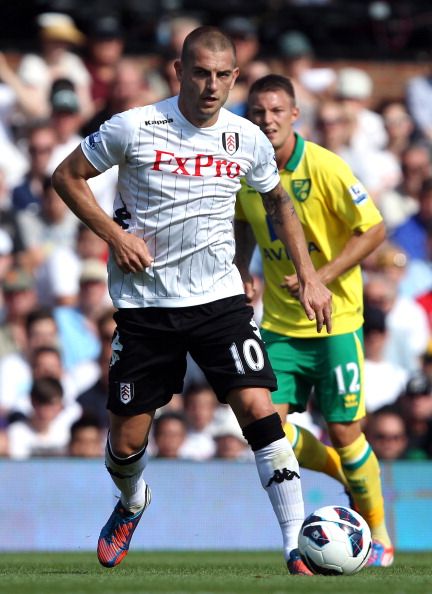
0;12;432;461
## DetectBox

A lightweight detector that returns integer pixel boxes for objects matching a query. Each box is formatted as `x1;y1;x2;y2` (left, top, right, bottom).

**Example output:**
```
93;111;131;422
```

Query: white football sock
105;438;149;514
254;437;304;560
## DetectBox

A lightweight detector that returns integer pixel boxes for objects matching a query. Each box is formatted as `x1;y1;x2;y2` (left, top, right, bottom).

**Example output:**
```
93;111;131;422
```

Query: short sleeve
81;112;135;173
245;129;280;194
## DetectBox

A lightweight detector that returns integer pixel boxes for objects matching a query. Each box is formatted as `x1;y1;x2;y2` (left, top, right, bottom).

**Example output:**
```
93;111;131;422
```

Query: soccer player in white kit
52;26;332;574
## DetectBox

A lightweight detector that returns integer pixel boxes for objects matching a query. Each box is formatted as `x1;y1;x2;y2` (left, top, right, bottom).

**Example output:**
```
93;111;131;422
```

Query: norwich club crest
291;179;311;202
222;132;239;155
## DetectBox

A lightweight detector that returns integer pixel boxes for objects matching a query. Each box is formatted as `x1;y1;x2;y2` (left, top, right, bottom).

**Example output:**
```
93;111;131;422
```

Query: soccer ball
298;505;372;575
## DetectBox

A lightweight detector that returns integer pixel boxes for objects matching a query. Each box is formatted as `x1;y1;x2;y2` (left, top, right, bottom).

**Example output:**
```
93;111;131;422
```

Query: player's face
175;45;239;127
248;89;299;150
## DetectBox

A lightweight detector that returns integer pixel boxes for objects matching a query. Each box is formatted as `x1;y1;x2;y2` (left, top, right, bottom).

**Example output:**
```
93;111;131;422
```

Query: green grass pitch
0;551;430;594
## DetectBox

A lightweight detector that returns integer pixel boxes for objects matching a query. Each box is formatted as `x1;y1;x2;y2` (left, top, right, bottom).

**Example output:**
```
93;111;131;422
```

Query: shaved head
181;26;237;66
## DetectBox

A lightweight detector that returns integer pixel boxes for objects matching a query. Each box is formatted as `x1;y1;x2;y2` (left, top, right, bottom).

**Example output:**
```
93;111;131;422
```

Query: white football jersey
81;96;279;308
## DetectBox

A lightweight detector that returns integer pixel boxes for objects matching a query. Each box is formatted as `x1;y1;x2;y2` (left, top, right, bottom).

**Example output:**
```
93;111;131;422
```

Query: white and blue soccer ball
298;505;372;575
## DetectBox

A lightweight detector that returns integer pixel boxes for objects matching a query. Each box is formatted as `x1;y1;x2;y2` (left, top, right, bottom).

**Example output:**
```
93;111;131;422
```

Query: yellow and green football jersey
236;134;383;338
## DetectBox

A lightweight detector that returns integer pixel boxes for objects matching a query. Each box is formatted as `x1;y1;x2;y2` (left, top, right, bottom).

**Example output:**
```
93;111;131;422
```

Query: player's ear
291;105;300;125
230;67;240;89
174;60;183;82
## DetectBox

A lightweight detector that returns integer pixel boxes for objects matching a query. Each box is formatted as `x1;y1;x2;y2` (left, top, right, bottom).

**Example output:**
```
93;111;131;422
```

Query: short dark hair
25;306;56;333
181;26;236;65
70;414;103;437
30;377;63;404
153;411;187;437
249;74;296;103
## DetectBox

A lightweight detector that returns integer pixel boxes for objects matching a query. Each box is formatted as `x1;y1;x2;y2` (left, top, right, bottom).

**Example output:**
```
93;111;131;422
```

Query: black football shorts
108;295;277;415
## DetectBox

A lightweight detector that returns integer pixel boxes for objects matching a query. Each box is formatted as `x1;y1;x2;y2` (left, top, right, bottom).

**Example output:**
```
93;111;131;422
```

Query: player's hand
110;230;154;273
281;273;300;299
299;277;332;334
242;273;256;303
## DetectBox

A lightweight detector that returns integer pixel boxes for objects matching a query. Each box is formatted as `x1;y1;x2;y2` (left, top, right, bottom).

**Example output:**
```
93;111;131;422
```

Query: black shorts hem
218;378;278;403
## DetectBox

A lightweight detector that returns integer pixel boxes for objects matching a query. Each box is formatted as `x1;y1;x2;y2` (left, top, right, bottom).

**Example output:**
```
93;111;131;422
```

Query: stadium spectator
0;267;38;358
377;142;430;232
82;58;157;137
11;121;56;213
212;409;252;460
373;241;432;301
16;176;79;273
0;229;13;319
364;272;429;372
365;406;408;461
363;304;408;412
14;12;92;121
235;73;393;566
379;99;418;159
0;57;41;187
405;58;432;143
335;67;387;152
7;376;81;459
156;16;204;99
84;15;125;111
152;411;188;459
0;306;60;418
180;382;219;460
76;309;113;429
278;30;335;139
52;258;108;374
220;17;261;115
35;222;108;309
397;372;432;459
0;167;28;262
45;79;118;216
314;99;399;201
391;177;432;261
220;16;260;70
68;414;105;457
52;26;332;575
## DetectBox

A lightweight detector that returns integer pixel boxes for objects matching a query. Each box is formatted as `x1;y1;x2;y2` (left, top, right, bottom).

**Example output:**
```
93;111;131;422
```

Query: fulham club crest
119;382;134;404
222;132;239;156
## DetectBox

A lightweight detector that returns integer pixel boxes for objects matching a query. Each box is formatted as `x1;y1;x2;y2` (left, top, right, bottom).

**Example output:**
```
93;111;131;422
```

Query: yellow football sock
284;422;347;487
336;433;392;546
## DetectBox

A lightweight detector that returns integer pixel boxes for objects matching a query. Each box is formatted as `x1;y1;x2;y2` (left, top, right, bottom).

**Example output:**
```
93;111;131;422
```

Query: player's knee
242;412;285;451
328;421;362;448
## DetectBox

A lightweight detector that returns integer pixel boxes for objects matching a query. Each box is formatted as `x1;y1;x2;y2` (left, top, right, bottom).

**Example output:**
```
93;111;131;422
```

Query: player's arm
282;221;386;294
52;145;153;273
234;218;257;302
260;181;332;333
317;221;386;285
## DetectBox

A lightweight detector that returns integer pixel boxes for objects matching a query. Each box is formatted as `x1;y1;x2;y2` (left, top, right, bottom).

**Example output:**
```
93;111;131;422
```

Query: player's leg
98;308;187;568
98;412;153;568
262;329;347;486
319;330;394;566
189;297;311;574
283;421;348;487
327;420;393;566
227;387;306;564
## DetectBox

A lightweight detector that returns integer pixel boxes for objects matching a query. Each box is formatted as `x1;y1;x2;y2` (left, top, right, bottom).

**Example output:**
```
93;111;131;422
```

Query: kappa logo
222;132;239;156
266;468;300;487
120;382;134;404
144;118;174;126
110;331;123;367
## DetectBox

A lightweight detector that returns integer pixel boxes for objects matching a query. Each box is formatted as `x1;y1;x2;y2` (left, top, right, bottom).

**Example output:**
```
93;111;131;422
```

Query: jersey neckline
284;133;305;172
172;95;227;132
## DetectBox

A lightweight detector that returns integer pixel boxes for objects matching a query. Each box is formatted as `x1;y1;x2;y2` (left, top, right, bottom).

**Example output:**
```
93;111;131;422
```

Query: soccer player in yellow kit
235;74;394;566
